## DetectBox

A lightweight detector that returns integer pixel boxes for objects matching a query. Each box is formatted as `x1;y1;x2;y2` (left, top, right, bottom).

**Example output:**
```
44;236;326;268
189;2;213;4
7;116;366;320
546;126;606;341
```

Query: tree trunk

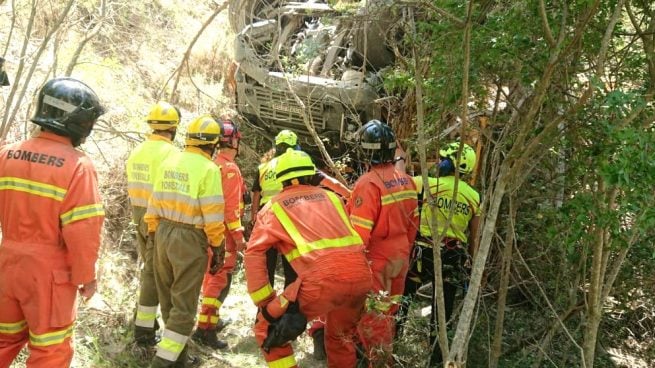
489;195;517;368
448;168;508;365
582;224;606;368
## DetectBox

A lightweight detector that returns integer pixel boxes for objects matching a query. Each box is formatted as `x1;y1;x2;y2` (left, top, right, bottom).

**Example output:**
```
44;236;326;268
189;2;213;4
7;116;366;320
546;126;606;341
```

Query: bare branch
400;0;465;28
489;195;517;368
65;0;109;76
3;0;76;138
539;0;556;48
0;0;38;137
2;0;18;57
162;1;228;103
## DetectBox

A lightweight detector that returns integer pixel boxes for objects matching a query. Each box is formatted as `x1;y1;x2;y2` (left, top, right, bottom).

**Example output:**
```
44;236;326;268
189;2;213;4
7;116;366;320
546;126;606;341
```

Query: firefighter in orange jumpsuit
0;77;106;367
126;101;180;346
348;120;419;366
251;129;350;287
245;149;372;368
251;130;351;361
192;118;246;349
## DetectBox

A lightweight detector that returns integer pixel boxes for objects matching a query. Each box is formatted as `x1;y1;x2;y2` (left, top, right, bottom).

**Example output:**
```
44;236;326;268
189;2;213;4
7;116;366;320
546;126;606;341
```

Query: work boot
150;356;174;368
312;328;326;361
171;346;201;368
191;328;228;350
135;326;160;347
215;318;231;333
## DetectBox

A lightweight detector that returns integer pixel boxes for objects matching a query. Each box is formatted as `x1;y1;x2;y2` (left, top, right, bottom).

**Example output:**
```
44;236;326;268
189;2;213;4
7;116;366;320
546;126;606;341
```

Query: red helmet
218;119;241;148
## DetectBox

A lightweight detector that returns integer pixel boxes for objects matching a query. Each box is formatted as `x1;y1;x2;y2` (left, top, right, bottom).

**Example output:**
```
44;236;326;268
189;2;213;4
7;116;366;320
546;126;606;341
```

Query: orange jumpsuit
0;132;104;367
197;152;246;330
347;163;418;365
245;184;372;368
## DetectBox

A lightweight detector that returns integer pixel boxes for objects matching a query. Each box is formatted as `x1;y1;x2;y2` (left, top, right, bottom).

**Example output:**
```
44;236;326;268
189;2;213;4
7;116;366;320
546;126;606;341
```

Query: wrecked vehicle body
230;0;397;158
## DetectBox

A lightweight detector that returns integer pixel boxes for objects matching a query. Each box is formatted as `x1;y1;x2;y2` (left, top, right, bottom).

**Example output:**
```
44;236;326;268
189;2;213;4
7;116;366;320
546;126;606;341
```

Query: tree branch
65;0;109;76
162;1;227;103
2;0;76;138
539;0;556;48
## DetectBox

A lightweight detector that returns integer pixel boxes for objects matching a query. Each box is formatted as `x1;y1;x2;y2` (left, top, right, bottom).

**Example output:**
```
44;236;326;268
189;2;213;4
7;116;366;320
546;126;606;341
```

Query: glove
236;238;247;252
261;303;307;352
209;245;226;275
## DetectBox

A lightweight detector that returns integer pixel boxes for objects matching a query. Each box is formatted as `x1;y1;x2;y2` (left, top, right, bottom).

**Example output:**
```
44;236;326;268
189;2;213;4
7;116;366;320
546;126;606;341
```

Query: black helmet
31;77;105;144
358;119;396;164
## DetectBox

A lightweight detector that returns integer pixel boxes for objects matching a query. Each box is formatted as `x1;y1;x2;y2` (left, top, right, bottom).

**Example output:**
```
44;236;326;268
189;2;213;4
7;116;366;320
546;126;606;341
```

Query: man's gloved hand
260;302;307;352
236;238;247;252
209;245;226;275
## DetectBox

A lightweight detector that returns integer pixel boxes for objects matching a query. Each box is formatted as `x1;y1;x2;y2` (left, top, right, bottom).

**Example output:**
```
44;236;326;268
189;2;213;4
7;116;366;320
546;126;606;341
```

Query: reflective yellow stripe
149;192;224;225
250;284;274;304
201;297;222;309
127;185;151;207
0;177;67;201
197;315;219;324
29;325;73;347
0;320;27;334
350;215;374;230
136;311;157;321
135;305;157;328
284;248;301;262
60;203;105;225
272;192;362;262
227;219;241;230
381;190;417;206
326;192;358;232
268;354;297;368
156;330;188;362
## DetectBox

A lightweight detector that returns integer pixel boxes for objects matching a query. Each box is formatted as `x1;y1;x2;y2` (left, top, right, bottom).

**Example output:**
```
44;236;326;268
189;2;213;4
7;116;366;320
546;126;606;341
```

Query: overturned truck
229;0;398;158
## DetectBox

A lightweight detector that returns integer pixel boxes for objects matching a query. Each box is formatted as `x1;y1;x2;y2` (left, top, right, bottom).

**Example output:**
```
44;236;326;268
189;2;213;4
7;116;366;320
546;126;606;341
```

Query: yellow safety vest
144;147;225;246
258;157;282;205
413;175;480;242
126;135;178;208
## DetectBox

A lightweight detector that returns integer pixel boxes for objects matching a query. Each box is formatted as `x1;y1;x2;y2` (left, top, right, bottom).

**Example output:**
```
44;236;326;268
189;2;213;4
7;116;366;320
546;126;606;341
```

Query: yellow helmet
276;150;316;183
439;142;477;174
275;129;298;147
146;101;180;130
186;115;221;146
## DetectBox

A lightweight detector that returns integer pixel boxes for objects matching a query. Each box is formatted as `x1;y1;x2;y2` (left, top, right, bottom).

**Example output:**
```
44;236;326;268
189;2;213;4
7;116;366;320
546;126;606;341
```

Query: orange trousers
197;235;237;330
357;254;409;367
254;261;372;368
0;242;78;368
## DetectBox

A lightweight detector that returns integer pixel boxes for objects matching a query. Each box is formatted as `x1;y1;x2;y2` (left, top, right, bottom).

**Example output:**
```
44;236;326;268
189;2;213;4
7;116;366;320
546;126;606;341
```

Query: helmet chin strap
233;140;240;157
72;136;85;147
